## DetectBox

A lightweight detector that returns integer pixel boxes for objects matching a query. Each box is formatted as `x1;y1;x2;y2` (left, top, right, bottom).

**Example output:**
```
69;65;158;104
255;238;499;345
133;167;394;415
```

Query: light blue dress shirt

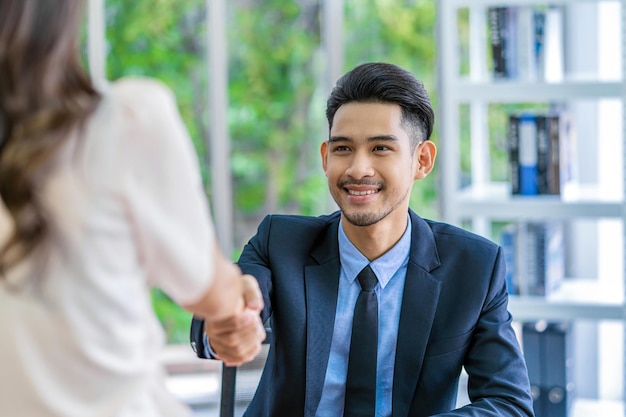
203;216;411;416
316;217;411;417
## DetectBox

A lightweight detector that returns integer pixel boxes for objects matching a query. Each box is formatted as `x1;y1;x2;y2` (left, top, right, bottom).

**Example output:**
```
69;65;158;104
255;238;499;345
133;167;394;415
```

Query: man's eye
333;146;351;152
373;145;390;151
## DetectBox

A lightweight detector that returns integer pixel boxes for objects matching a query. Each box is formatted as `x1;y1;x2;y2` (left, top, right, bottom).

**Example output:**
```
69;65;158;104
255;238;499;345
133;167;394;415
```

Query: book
543;6;564;83
533;9;547;81
525;222;544;296
546;113;562;195
528;221;565;296
516;6;538;81
544;221;565;296
508;114;521;194
515;222;531;295
536;115;550;194
501;221;565;296
488;7;509;79
487;6;550;81
501;224;519;295
507;110;577;198
518;113;539;195
535;113;562;195
505;6;519;80
557;111;578;199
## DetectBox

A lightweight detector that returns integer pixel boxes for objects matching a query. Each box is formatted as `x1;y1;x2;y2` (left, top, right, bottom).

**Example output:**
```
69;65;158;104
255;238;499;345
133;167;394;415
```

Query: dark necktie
344;265;378;417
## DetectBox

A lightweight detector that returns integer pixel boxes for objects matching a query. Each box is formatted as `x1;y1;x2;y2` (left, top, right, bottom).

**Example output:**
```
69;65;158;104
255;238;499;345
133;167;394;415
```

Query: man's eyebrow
329;136;352;143
368;135;399;142
328;135;399;143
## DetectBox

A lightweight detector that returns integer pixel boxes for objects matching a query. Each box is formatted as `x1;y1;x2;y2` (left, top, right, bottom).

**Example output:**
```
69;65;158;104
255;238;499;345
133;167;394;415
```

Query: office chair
219;328;271;417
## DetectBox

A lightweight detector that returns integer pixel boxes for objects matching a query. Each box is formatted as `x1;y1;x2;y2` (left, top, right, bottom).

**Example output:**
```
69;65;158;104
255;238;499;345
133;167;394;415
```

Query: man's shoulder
248;212;341;259
261;211;340;231
422;217;499;250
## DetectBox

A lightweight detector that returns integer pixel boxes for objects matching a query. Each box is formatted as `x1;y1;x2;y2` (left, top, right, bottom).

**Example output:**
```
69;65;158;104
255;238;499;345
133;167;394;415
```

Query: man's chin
341;211;385;227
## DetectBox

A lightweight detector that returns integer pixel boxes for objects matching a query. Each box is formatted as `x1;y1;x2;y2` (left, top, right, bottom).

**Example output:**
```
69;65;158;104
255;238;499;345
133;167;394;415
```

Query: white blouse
0;78;215;417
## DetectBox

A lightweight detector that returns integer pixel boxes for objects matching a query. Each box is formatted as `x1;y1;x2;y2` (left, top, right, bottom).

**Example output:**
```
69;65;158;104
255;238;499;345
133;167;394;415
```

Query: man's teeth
348;189;378;196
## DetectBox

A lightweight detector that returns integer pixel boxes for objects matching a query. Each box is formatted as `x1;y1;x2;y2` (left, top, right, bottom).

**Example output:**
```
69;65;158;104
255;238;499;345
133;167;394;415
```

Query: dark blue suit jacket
191;210;534;417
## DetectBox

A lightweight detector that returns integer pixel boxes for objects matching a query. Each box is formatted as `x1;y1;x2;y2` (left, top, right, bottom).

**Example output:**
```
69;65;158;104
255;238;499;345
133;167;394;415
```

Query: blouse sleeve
114;78;215;306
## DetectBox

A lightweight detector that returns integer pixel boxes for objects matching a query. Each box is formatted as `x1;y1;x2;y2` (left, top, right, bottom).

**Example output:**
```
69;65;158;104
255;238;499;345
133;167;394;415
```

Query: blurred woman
0;1;265;416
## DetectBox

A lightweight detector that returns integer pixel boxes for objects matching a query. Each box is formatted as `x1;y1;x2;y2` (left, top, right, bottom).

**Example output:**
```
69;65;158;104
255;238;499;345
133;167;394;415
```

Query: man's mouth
346;189;379;196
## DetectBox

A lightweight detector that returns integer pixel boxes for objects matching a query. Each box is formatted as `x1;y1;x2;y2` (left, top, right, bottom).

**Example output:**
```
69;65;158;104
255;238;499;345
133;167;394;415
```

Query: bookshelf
436;0;625;415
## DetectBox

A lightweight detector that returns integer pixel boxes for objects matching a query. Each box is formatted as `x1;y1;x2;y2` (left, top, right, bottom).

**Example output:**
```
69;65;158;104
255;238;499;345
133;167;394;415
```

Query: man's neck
341;210;409;261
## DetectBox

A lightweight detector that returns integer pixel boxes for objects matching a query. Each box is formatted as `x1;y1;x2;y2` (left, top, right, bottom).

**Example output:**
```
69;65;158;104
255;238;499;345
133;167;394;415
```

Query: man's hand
205;274;266;366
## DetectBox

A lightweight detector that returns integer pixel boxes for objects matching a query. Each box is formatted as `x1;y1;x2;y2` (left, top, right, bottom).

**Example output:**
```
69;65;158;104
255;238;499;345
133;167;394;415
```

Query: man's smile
346;188;380;196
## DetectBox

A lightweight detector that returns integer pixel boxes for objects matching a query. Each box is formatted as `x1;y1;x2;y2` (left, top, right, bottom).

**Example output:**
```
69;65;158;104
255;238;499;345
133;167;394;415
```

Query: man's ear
414;140;437;179
320;141;329;174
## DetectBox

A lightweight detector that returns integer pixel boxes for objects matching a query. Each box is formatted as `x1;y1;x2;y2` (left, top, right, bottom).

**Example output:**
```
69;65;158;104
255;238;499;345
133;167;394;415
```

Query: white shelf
509;279;624;321
569;398;625;417
510;298;623;321
438;0;625;408
458;380;625;415
450;80;621;102
451;183;623;220
447;0;618;8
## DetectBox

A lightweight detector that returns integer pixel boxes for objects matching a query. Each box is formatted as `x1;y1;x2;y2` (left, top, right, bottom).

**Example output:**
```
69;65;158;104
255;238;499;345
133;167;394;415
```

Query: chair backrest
220;328;271;417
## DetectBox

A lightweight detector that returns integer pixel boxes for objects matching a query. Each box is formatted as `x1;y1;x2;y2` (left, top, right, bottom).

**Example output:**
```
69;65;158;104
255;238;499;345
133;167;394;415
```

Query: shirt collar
338;215;412;289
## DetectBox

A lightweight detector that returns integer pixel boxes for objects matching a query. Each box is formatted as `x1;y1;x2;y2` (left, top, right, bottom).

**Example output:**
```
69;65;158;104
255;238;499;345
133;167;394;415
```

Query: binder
522;322;543;415
522;321;575;417
544;322;575;416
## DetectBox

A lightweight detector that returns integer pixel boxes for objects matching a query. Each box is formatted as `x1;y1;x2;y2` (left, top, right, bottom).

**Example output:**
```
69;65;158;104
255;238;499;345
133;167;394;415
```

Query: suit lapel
299;212;442;416
304;219;341;417
392;211;442;417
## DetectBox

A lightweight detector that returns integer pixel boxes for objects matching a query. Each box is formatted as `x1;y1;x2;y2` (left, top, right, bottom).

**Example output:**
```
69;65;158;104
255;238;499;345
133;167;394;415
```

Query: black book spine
508;114;520;195
536;115;549;194
547;114;561;195
489;7;508;79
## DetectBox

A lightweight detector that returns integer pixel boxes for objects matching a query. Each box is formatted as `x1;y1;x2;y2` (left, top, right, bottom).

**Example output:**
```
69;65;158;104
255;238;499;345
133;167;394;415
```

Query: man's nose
346;151;374;179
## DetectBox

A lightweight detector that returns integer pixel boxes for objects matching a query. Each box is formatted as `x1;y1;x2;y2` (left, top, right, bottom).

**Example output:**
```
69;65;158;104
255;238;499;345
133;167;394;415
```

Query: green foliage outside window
103;0;437;343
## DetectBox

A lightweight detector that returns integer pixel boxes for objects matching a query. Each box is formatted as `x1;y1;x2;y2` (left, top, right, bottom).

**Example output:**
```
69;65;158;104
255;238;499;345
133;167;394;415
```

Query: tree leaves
104;0;438;342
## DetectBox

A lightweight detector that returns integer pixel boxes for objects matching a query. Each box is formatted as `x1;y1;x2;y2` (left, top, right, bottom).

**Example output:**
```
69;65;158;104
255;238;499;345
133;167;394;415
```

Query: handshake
204;272;266;367
184;242;266;367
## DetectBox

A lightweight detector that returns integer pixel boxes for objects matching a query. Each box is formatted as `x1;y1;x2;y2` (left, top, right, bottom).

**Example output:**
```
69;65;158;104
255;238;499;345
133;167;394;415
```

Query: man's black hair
326;62;435;148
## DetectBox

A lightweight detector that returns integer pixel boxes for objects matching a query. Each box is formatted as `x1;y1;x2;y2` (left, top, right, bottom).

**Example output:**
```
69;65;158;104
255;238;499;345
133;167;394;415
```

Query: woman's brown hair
0;0;101;278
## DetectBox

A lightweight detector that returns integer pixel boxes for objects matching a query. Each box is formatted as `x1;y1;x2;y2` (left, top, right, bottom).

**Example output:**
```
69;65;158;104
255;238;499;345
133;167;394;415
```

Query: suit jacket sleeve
431;247;534;417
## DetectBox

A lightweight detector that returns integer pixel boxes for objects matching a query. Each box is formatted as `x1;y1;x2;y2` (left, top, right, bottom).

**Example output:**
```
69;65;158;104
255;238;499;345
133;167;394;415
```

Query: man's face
321;102;433;228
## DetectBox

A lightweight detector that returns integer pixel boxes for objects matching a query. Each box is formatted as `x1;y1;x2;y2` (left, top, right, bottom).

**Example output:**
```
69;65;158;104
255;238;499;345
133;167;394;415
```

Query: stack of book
501;221;565;297
488;5;564;82
508;110;577;198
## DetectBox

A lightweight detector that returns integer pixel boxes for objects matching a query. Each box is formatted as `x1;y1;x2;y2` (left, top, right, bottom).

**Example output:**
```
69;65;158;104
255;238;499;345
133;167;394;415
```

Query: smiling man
191;62;535;417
